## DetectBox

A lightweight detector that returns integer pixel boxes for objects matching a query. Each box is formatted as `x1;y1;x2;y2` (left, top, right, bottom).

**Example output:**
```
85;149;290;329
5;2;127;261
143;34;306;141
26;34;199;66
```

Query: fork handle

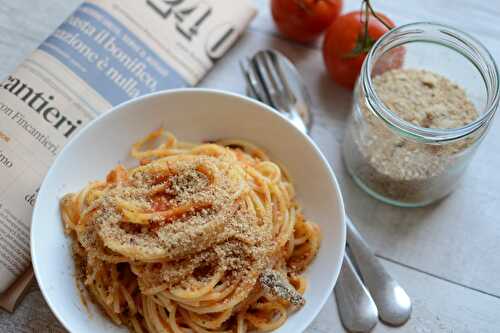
334;254;378;332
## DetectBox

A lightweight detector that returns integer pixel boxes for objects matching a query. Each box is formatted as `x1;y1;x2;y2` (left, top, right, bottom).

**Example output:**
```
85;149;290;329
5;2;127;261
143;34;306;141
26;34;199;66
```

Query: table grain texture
1;0;500;332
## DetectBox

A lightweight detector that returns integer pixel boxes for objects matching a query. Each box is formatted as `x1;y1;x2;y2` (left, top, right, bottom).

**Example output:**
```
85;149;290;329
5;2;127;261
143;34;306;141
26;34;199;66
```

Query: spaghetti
60;129;321;333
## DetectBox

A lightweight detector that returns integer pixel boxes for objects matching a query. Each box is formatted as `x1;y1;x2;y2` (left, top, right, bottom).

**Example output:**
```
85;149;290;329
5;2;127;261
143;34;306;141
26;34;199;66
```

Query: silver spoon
240;49;412;330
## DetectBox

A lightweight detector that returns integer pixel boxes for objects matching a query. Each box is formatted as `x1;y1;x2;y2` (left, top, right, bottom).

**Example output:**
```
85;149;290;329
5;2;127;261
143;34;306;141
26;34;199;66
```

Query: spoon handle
346;217;412;326
334;254;378;333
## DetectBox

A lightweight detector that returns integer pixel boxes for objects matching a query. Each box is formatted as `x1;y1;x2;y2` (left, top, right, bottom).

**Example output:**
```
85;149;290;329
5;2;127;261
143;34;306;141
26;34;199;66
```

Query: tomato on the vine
322;10;403;89
271;0;343;43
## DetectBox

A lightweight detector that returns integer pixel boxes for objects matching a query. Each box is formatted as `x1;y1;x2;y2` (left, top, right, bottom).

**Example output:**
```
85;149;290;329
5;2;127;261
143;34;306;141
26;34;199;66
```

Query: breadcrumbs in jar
343;23;499;207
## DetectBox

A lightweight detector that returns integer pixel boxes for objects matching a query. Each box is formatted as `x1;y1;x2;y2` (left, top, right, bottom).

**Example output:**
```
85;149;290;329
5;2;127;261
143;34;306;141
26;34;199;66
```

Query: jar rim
362;22;500;143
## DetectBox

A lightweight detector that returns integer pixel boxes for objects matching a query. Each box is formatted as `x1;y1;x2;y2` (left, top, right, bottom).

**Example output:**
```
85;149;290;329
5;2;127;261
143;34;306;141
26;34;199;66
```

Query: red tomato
272;0;343;43
322;11;403;89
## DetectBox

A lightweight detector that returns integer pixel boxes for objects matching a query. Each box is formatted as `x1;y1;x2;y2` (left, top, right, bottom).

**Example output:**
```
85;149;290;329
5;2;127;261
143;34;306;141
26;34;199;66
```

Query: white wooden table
1;0;500;332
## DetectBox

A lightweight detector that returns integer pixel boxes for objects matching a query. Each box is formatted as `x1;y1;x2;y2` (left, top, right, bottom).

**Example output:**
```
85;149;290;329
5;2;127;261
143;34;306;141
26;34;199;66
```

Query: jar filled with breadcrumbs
343;22;499;207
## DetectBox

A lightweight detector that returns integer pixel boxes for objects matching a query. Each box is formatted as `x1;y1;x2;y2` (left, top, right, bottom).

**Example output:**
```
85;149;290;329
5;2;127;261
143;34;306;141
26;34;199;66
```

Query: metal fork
240;49;412;332
240;50;308;134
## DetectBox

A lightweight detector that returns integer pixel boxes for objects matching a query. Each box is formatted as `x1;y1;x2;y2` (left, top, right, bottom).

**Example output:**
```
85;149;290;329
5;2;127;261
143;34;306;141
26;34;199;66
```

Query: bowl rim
31;88;346;333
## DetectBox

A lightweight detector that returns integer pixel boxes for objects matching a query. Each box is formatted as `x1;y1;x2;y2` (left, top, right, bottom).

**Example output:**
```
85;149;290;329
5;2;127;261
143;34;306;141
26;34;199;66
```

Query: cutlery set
240;49;412;332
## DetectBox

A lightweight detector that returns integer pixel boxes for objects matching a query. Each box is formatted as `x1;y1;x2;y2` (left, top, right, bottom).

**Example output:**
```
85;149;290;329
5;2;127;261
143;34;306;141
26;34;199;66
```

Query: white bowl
31;89;345;333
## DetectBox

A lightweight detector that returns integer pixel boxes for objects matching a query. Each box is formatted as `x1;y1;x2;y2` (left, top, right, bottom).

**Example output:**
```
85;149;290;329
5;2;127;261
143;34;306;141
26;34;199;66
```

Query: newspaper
0;0;256;311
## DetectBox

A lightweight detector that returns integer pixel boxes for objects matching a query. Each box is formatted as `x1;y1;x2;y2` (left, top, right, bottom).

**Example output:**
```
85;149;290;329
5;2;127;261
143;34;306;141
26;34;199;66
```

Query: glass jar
343;22;499;207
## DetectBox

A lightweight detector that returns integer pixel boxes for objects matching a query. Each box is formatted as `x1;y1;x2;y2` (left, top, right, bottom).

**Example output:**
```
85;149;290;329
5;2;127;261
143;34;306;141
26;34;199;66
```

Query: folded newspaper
0;0;256;311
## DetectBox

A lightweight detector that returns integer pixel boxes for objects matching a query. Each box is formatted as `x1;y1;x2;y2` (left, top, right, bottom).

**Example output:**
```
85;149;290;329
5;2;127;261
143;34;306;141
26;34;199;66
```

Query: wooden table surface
1;0;500;332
